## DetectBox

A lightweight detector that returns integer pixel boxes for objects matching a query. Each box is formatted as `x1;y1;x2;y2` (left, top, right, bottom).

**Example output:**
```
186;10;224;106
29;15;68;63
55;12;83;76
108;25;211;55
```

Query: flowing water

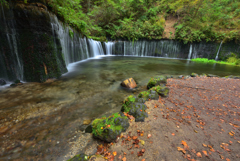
1;55;240;160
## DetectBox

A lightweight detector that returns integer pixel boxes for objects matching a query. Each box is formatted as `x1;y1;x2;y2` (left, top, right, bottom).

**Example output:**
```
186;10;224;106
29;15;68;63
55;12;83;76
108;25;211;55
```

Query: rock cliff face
0;0;67;82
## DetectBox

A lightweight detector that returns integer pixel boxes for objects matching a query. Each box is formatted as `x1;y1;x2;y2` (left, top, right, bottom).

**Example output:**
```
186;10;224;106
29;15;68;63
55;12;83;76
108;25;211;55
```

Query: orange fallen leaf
202;143;207;147
210;148;215;152
113;151;117;156
219;154;224;159
226;158;230;161
181;140;189;149
172;133;175;136
202;150;208;156
177;147;186;154
122;157;126;161
141;159;146;161
132;136;138;140
196;152;202;158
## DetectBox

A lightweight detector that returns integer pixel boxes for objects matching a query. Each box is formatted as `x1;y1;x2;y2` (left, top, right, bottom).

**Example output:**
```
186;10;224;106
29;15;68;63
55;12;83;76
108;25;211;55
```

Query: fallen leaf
137;151;143;157
141;159;146;161
113;151;117;156
141;149;145;153
147;134;152;138
131;151;134;154
210;148;215;152
202;150;208;156
196;152;202;158
132;136;138;140
177;147;186;154
118;155;122;159
202;143;207;147
181;140;189;149
122;157;126;161
219;154;224;159
226;158;230;161
140;140;145;145
172;133;175;136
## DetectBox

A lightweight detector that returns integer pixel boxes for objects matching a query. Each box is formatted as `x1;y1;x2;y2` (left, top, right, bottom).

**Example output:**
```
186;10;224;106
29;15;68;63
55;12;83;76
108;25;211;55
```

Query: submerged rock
147;75;167;89
0;79;6;86
121;78;137;88
92;112;129;142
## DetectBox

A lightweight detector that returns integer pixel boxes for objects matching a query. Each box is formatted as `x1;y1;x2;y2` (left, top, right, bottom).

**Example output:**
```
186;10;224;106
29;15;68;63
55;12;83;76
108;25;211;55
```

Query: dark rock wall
0;1;67;82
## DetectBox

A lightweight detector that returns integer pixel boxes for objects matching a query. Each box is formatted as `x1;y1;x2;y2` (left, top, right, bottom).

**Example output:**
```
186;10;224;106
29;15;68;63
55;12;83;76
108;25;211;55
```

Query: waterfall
188;44;192;60
105;42;115;55
215;41;223;61
111;40;183;58
88;39;104;57
0;5;24;81
50;14;104;66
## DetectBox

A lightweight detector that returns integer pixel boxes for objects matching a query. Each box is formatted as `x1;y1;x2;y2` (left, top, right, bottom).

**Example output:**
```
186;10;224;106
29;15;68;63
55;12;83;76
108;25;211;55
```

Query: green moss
67;153;88;161
149;85;169;97
147;75;167;89
121;95;136;112
138;91;150;99
92;112;128;137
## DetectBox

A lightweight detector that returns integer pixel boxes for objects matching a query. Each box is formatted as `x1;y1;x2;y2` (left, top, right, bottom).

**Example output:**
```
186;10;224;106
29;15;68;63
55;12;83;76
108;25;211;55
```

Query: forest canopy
2;0;240;42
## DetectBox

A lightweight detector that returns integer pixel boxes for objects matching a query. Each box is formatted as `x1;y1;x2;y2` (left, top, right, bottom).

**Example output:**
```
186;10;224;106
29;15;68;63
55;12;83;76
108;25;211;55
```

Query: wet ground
0;56;240;160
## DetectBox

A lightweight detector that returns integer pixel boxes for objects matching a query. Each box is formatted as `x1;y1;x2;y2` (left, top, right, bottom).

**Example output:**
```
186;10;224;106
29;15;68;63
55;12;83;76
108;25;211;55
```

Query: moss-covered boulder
67;153;88;161
190;73;198;77
225;75;240;79
138;90;159;100
128;103;148;122
149;85;169;97
147;75;167;89
121;95;137;112
92;112;129;142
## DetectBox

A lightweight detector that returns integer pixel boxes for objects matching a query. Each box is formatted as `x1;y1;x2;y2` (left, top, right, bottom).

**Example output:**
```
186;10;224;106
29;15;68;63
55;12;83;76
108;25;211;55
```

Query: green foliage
92;112;127;136
47;0;240;41
191;57;239;66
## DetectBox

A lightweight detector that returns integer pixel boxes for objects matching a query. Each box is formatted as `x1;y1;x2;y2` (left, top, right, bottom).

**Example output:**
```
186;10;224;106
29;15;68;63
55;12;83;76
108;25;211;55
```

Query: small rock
83;120;91;125
121;78;137;88
0;79;6;86
190;73;198;77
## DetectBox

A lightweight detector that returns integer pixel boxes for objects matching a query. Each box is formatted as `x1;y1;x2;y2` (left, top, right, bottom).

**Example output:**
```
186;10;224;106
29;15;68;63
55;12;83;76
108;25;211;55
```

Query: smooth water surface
0;56;239;160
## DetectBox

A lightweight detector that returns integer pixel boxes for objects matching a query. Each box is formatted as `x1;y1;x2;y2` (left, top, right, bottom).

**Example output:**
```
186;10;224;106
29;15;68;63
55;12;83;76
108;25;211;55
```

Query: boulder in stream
149;85;169;97
121;78;137;88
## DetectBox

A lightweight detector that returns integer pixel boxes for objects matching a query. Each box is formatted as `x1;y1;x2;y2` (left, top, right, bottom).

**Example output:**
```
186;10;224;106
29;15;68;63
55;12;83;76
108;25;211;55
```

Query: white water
110;40;181;57
50;14;104;66
105;42;115;55
1;5;24;80
215;41;223;60
188;44;192;60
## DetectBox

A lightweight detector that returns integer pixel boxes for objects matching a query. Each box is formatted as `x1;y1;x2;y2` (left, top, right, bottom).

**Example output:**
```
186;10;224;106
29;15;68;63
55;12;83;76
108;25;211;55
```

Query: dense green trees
2;0;240;42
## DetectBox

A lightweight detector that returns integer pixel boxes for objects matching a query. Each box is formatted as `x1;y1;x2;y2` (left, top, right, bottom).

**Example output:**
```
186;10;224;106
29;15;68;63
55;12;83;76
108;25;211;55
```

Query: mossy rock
149;85;169;97
225;75;240;79
14;79;21;84
147;75;167;89
190;73;198;77
128;103;148;122
201;73;207;77
67;153;88;161
92;112;129;142
138;90;159;100
121;95;137;112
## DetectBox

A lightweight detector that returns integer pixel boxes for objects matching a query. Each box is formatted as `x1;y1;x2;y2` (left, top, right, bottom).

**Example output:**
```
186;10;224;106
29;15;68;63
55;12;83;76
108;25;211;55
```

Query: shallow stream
0;56;239;160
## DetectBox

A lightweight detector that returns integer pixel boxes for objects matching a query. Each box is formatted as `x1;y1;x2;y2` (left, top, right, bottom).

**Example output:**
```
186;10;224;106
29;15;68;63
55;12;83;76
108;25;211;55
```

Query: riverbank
97;76;240;161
